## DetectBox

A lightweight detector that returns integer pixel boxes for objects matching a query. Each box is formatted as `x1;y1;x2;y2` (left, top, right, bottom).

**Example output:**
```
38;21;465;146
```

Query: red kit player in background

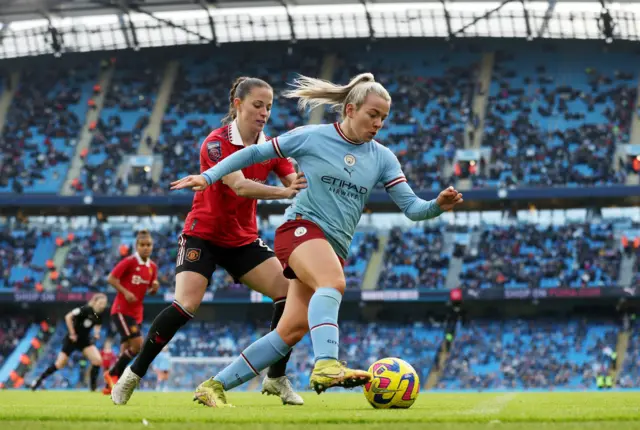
104;230;159;393
111;77;307;406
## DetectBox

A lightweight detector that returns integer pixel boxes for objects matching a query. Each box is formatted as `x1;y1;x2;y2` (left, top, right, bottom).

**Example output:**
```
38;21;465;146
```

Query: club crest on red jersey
207;141;222;162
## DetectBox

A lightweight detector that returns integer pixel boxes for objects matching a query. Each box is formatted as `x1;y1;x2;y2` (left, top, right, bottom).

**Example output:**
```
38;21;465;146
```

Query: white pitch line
461;393;517;415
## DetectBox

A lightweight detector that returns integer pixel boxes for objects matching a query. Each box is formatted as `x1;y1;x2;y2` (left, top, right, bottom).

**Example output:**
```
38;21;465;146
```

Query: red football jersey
183;121;295;247
101;350;116;370
109;253;158;323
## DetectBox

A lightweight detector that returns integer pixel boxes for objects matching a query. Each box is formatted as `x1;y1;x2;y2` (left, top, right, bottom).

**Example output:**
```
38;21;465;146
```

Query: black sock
34;363;58;388
130;301;193;378
267;298;292;378
109;348;135;378
90;366;100;391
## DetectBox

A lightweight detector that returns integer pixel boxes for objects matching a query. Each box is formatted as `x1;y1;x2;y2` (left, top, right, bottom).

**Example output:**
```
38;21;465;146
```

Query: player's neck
339;121;363;144
236;121;260;146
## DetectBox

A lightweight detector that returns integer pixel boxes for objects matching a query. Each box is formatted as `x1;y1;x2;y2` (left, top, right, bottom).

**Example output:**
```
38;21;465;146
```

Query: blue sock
214;330;291;390
308;287;342;361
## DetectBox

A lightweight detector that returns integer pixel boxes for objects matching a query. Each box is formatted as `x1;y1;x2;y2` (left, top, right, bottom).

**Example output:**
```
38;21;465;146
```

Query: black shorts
61;335;93;356
111;313;142;342
176;234;276;283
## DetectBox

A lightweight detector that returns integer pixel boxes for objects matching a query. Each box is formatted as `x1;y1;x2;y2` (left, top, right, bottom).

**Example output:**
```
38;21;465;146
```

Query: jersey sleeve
378;147;407;191
110;257;132;280
201;126;312;185
270;126;312;159
272;157;296;178
200;135;231;171
379;148;443;221
71;307;82;317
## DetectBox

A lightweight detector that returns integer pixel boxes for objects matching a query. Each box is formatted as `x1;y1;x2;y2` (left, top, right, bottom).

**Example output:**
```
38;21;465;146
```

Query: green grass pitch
1;390;640;430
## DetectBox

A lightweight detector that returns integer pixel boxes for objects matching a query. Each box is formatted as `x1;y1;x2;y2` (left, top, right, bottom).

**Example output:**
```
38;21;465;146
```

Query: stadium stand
75;57;161;195
476;43;634;188
460;222;622;291
0;317;30;369
438;319;619;390
378;226;450;290
0;225;55;291
0;61;96;194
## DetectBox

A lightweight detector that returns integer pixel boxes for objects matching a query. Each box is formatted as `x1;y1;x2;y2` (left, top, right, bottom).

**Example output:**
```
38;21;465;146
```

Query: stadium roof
0;0;434;22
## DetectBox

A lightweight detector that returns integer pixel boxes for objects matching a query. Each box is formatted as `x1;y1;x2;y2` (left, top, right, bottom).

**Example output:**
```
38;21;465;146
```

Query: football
362;357;420;409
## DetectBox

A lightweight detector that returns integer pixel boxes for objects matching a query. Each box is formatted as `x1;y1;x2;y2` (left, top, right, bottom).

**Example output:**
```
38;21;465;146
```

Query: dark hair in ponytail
221;76;272;125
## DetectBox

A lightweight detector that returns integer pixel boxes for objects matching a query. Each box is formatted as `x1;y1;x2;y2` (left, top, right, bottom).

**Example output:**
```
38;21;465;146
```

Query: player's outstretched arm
222;171;307;200
381;148;462;220
171;142;279;191
387;182;463;221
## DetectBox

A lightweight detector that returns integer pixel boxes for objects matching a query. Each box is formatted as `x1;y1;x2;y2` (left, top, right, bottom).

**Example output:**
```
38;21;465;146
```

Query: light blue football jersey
201;123;442;259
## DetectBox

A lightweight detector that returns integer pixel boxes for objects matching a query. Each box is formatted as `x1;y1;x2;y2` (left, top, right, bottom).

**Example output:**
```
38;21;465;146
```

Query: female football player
31;293;108;391
170;72;463;407
103;230;159;393
111;77;307;406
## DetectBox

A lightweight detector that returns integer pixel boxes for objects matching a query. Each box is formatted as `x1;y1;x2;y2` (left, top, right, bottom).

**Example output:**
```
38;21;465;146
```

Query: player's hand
69;334;78;343
170;175;209;191
282;172;307;199
124;290;138;303
150;280;160;294
436;186;464;212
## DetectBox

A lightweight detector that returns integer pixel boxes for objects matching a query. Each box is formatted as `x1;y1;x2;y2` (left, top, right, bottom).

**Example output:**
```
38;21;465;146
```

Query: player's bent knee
91;358;103;367
329;278;346;295
175;299;198;315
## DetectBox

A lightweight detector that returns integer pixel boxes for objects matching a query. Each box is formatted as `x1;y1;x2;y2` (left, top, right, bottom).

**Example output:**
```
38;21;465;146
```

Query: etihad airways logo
321;175;368;197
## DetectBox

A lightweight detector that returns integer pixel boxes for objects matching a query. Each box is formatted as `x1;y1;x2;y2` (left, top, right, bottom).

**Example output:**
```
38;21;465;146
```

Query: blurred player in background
171;72;462;407
152;345;171;392
104;230;159;394
100;340;116;395
31;293;108;391
111;76;307;406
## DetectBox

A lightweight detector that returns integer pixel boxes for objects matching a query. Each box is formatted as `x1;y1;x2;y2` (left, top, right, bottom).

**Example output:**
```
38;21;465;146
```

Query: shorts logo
130;325;139;334
294;227;307;237
186;248;201;262
344;154;356;167
207;141;222;162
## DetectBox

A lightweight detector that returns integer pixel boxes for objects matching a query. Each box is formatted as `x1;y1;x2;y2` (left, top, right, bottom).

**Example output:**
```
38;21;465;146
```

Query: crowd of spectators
378;226;450;290
1;62;95;194
460;222;621;291
438;319;617;390
473;46;635;188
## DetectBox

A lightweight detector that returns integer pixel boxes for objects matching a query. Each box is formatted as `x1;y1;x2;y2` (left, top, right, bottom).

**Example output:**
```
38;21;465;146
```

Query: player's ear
345;103;355;118
233;97;243;113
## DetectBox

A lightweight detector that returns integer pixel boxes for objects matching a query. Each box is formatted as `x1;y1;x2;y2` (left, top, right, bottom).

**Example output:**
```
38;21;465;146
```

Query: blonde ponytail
283;73;390;119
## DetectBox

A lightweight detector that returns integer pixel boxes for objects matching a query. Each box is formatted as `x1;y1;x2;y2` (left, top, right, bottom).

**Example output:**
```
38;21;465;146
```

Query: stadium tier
437;319;619;390
1;40;638;196
1;216;636;293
